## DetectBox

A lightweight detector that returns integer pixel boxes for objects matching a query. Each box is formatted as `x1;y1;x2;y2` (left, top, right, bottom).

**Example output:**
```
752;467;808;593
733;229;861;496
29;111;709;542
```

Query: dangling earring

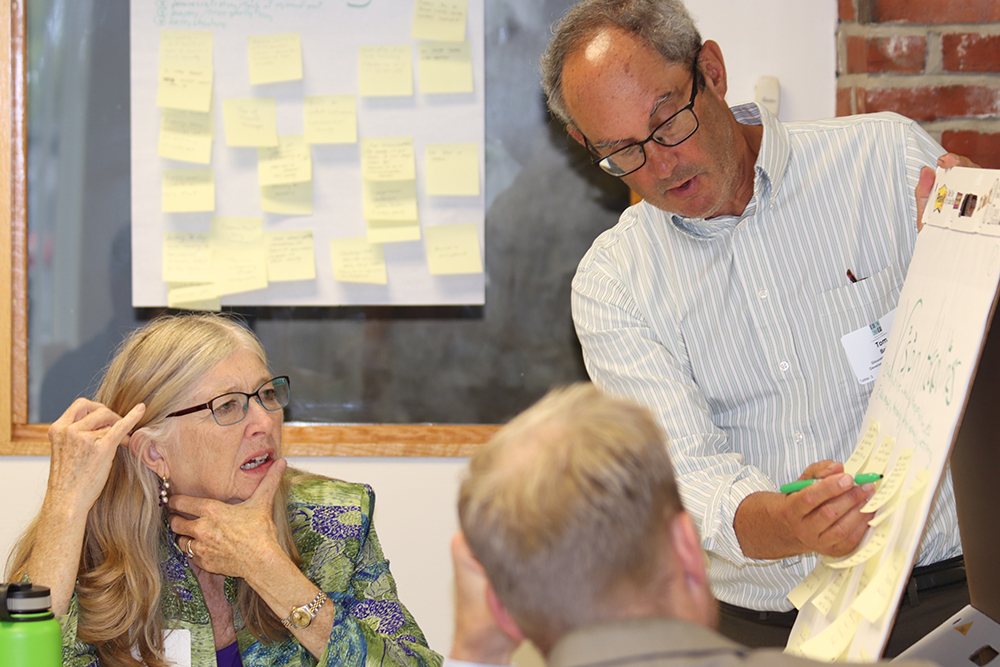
159;476;171;506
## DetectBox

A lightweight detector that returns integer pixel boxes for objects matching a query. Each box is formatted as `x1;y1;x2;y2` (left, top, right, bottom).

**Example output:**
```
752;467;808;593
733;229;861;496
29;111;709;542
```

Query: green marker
780;473;883;494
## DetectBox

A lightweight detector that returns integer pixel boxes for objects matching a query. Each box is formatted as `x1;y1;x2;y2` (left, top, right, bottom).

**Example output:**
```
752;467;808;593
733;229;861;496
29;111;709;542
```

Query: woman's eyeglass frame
164;376;291;426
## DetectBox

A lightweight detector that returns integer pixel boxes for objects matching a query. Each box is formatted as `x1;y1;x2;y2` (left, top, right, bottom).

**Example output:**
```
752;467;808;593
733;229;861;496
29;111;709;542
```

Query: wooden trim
0;1;493;457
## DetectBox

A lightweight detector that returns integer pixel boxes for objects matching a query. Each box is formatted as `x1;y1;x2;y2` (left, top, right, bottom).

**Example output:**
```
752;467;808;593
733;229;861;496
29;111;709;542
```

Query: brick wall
837;0;1000;168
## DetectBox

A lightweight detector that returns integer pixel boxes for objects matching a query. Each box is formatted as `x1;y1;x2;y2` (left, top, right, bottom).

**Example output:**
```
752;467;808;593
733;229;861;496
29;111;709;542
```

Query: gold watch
281;591;329;630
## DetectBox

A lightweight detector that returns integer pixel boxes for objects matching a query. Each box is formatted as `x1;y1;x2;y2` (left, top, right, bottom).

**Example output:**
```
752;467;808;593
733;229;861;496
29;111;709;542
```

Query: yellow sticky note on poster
425;224;482;274
358;45;413;97
167;282;221;311
418;41;473;94
159;107;214;164
264;230;316;281
158;30;213;112
304;95;357;144
248;33;302;84
412;0;468;41
367;220;422;244
162;232;213;283
162;168;215;212
209;216;268;296
361;137;415;181
261;181;313;215
331;237;388;284
258;135;312;186
426;143;479;195
223;98;278;147
362;180;418;221
845;418;879;475
862;434;896;476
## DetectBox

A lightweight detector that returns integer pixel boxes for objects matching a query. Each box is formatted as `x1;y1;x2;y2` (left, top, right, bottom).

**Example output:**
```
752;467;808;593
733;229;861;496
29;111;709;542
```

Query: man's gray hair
540;0;703;127
458;383;682;650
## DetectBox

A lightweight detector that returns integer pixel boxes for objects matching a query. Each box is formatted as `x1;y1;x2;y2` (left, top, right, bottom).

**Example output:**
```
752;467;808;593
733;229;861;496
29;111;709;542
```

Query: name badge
840;309;896;384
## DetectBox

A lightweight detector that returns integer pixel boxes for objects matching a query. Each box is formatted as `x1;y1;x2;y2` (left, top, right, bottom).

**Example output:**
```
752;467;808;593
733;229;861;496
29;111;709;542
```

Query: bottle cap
0;583;54;622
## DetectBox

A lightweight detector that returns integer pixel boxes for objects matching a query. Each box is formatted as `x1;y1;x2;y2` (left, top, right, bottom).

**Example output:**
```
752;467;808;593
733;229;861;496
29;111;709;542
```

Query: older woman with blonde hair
8;313;440;667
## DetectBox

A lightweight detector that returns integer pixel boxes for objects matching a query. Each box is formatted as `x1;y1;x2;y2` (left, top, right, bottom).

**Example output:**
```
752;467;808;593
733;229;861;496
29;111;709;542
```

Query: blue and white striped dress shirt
572;103;962;611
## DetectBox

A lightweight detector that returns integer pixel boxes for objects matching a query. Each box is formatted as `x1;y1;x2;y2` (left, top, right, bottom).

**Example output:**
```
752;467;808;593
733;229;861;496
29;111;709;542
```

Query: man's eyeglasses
165;376;291;426
587;59;702;178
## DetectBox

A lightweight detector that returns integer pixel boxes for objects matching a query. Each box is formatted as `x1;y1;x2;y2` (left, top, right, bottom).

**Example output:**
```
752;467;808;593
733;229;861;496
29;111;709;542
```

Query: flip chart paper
361;137;416;181
358;45;413;97
248;33;302;84
412;0;468;41
425;143;479;195
264;230;316;281
303;95;357;144
162;168;214;212
418;41;473;94
425;223;482;274
222;98;279;147
331;237;388;284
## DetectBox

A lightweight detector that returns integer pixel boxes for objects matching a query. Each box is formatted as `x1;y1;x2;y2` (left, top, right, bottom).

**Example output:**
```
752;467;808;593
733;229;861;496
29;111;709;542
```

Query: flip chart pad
222;98;279;147
331;237;388;284
303;95;357;144
248;33;302;85
425;143;479;195
418;42;474;94
358;45;413;97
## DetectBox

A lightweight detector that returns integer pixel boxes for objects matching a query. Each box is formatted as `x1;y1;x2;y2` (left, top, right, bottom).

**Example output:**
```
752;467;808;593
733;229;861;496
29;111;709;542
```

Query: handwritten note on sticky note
851;548;908;623
248;33;302;85
787;563;834;610
304;95;357;144
845;418;879;475
209;216;268;296
223;98;278;147
162;168;215;212
167;282;221;311
367;220;422;244
810;568;850;617
264;230;316;281
412;0;468;41
159;108;214;164
418;42;473;94
258;135;312;186
861;448;913;513
862;434;896;476
158;30;213;112
426;143;479;195
361;137;415;181
800;610;861;662
829;519;893;570
261;181;313;215
785;622;812;657
163;232;213;283
425;224;482;274
358;45;413;97
362;180;419;221
869;468;930;527
331;237;388;284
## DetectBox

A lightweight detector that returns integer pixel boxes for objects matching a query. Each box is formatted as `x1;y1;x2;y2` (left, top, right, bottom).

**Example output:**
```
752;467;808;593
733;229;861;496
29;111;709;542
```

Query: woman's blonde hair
8;313;304;667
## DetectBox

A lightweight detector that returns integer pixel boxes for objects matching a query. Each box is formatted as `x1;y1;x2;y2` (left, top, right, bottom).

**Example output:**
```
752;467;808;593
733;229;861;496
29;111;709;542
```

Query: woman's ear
130;430;170;480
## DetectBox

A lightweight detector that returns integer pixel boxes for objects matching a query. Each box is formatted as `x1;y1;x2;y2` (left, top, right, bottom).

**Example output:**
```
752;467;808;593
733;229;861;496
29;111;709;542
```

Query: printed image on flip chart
131;0;485;307
784;167;1000;660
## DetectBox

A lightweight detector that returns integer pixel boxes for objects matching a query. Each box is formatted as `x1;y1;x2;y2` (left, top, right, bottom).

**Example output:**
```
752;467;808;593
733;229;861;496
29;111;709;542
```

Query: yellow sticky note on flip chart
844;418;879;475
425;223;483;275
258;135;312;187
158;30;213;112
264;230;316;281
361;137;415;181
418;41;473;94
861;448;913;513
167;282;221;311
358;45;413;97
248;33;302;85
362;180;418;222
426;143;479;195
304;95;357;144
162;232;212;283
412;0;468;41
223;98;279;147
162;168;215;212
159;107;214;164
210;216;268;296
261;181;313;215
331;237;388;284
367;220;422;244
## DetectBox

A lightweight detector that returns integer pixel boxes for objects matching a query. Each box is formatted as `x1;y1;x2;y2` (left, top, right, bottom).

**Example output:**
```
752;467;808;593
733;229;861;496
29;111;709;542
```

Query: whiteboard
130;0;486;307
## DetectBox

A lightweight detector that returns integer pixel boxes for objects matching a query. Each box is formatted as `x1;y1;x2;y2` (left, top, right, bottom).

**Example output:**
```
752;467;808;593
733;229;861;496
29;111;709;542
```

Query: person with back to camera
7;313;441;667
444;383;939;667
539;0;976;654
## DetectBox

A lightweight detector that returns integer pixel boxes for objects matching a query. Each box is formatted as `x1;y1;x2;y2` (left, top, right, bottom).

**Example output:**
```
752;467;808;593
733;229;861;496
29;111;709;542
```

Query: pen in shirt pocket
846;269;867;283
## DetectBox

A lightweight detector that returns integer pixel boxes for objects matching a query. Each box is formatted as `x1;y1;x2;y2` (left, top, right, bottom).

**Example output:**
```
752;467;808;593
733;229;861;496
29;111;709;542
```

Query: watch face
291;608;312;628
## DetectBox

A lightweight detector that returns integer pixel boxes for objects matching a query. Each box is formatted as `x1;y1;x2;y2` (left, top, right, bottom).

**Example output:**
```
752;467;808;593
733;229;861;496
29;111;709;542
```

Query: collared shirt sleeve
571;238;778;568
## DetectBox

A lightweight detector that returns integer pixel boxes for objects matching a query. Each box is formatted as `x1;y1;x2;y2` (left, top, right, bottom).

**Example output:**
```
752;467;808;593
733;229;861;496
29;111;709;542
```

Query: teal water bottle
0;583;62;666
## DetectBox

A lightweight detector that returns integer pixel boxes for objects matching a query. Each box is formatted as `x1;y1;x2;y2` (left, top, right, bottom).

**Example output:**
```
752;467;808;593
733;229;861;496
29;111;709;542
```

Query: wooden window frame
0;1;496;457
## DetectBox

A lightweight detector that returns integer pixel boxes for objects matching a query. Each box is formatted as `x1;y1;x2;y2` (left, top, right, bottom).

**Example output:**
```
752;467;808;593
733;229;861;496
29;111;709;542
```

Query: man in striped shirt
540;0;972;655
